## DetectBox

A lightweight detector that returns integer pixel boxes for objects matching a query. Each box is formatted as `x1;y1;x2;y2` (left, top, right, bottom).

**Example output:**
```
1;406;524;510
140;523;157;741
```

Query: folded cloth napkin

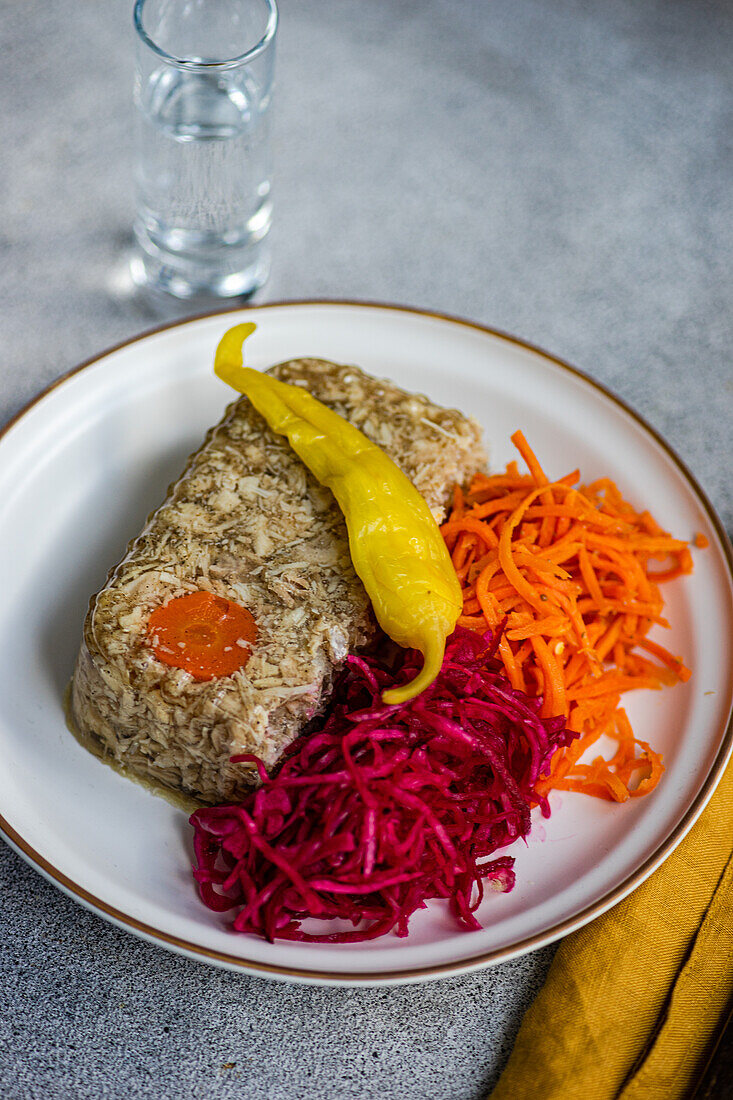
489;754;733;1100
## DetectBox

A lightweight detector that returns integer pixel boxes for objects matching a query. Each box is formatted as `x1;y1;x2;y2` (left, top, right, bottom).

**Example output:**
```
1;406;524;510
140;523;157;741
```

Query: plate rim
2;297;732;985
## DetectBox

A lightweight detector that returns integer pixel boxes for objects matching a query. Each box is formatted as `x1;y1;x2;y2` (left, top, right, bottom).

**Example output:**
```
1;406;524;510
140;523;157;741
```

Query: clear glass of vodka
131;0;277;301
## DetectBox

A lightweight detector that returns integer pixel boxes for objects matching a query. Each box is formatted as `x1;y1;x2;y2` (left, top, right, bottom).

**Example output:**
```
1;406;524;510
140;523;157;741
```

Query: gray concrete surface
2;1;732;1097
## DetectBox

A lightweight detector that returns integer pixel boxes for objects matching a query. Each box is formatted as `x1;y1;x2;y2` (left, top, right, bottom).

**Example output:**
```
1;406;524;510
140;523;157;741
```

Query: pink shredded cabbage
190;627;575;943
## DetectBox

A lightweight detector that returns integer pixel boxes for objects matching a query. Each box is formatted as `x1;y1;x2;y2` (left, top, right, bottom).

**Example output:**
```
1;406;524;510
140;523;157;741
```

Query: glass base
129;232;270;302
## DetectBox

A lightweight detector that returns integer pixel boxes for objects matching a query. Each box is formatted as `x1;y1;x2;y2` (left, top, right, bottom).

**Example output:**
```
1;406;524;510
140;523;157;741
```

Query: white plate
1;301;731;986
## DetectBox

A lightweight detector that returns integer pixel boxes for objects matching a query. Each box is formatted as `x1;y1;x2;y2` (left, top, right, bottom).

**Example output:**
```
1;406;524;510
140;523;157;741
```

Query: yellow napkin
489;754;733;1100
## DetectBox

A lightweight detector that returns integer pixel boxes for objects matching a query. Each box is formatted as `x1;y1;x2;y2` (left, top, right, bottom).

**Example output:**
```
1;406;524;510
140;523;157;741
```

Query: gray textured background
2;1;732;1098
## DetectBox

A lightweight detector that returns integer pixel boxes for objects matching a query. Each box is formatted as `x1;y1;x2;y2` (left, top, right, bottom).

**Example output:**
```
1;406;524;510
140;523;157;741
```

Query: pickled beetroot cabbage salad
190;627;577;943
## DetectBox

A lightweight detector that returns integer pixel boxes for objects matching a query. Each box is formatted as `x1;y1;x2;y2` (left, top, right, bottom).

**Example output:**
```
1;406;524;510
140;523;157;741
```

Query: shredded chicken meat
70;359;486;803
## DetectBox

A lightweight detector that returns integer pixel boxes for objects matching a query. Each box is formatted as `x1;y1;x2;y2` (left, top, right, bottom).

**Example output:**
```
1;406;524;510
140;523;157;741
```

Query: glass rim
133;0;278;70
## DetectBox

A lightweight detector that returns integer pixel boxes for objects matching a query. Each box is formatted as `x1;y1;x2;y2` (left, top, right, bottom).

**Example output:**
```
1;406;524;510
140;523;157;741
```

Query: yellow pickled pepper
214;323;462;704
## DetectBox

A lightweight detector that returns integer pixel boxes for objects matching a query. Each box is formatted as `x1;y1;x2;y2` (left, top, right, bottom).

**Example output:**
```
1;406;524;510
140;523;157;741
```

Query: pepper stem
214;322;257;389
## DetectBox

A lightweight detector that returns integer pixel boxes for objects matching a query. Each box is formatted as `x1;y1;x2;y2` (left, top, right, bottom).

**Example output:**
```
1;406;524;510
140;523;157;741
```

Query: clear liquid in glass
133;65;272;299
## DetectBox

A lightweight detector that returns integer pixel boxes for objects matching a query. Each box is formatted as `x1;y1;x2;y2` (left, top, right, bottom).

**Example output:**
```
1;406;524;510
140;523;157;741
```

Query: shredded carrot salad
441;431;695;802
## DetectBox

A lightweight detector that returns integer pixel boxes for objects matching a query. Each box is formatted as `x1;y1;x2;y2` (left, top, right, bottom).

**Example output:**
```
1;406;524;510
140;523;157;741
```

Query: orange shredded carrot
441;432;694;802
694;532;709;549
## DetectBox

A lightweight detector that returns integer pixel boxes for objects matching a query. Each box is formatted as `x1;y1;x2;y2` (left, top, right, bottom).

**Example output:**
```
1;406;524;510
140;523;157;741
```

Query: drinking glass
131;0;278;300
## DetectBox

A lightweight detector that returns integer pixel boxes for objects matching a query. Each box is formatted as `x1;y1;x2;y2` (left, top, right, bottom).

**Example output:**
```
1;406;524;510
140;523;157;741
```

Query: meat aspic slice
70;359;486;804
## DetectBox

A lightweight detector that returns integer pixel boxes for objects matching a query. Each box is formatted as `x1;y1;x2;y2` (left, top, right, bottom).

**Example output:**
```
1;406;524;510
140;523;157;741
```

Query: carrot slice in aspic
148;590;257;680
